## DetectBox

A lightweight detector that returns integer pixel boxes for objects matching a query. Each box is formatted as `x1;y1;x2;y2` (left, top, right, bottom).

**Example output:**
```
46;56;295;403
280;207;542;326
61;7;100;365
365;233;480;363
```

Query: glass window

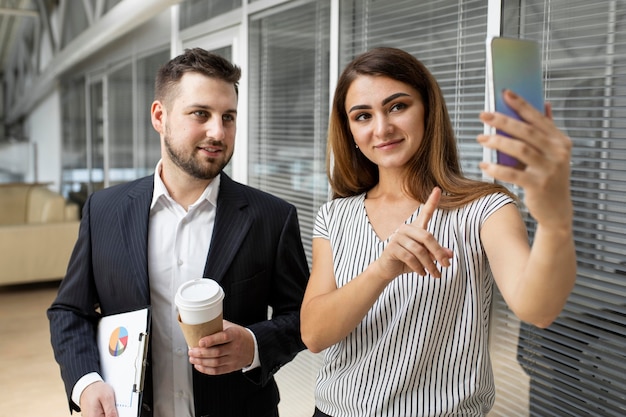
248;0;331;265
0;142;33;182
60;77;87;201
61;3;89;48
179;0;242;30
60;48;169;205
248;2;331;415
108;63;134;185
89;80;105;192
491;1;626;416
339;0;489;181
136;49;170;177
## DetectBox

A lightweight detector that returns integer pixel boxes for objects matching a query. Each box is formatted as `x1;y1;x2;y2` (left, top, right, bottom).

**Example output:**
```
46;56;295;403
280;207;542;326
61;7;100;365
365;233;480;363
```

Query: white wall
24;88;62;191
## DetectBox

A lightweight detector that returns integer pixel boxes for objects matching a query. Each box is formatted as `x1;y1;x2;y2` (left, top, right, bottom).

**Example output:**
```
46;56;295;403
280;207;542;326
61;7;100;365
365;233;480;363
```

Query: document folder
97;307;150;417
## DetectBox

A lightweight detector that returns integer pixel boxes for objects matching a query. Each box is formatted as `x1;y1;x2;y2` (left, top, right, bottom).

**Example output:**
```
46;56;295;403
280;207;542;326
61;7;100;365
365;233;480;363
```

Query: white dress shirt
71;162;259;416
147;161;219;417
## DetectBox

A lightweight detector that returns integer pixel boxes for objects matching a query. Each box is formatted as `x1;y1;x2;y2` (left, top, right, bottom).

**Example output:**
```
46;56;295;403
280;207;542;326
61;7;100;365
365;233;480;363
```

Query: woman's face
345;75;425;172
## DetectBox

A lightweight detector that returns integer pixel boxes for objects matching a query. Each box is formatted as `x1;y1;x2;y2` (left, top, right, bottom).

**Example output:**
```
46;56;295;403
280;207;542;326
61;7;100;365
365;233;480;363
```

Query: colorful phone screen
487;37;544;168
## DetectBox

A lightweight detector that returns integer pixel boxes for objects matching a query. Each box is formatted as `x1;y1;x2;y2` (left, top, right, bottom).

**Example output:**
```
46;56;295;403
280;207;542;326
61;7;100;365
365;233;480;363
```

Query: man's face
153;72;238;180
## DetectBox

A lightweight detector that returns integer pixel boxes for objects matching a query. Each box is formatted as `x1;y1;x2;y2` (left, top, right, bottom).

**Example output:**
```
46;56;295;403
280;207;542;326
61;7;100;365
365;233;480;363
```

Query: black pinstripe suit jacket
48;173;310;417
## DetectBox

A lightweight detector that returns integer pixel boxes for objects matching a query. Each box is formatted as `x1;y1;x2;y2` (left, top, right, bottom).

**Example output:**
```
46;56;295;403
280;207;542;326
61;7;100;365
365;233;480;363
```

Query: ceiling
0;0;38;73
1;0;181;128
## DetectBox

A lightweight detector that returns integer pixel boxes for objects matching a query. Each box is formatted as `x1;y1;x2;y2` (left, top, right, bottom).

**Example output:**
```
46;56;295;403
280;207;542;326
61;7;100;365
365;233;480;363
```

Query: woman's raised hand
376;187;453;280
478;89;573;229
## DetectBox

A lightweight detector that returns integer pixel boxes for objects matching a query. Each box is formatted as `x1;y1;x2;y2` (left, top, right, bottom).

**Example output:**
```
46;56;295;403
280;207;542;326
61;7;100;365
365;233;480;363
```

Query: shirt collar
150;159;220;210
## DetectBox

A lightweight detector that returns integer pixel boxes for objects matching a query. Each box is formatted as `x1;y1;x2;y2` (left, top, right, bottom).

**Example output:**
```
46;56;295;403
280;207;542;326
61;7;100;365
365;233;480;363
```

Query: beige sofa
0;183;80;286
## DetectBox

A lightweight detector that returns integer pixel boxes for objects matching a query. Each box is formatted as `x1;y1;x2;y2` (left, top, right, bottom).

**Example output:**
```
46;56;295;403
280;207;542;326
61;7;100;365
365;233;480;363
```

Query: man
48;48;309;417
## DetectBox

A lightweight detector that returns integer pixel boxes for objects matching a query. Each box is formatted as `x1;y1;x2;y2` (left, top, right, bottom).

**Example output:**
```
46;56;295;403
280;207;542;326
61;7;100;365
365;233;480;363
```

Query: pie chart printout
97;308;150;417
108;326;129;357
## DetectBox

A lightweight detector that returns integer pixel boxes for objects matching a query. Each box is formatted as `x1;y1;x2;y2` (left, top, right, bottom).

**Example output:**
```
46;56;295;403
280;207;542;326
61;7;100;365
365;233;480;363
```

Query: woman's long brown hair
327;47;515;209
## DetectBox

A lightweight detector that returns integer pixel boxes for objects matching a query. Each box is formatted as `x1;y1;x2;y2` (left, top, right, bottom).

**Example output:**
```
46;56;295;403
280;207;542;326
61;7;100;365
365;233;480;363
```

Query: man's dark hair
154;48;241;106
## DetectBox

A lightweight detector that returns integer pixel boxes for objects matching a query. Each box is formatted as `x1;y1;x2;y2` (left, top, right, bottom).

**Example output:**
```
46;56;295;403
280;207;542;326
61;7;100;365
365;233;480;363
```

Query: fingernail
481;112;495;121
506;89;519;99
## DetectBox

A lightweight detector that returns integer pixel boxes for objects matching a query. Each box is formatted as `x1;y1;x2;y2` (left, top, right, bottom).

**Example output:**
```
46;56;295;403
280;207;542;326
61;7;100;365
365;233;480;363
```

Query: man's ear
151;100;165;133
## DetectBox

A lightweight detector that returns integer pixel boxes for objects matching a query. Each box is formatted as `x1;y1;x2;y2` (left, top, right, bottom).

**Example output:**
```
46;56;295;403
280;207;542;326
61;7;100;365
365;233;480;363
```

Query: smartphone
486;36;544;169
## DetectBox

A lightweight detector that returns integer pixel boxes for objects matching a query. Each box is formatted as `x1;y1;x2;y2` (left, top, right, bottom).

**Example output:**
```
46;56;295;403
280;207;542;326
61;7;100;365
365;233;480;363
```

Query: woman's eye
390;102;406;112
355;112;370;122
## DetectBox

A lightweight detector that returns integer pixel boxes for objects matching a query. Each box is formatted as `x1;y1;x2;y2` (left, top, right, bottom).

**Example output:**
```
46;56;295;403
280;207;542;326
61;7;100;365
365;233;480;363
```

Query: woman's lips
374;139;403;150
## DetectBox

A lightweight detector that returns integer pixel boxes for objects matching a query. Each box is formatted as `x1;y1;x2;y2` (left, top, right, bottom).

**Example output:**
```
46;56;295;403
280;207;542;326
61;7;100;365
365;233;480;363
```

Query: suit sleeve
47;194;102;412
48;180;152;410
247;204;310;385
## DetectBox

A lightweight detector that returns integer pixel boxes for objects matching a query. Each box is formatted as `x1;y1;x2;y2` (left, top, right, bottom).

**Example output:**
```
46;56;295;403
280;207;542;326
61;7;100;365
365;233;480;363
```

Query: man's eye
223;114;236;122
194;111;208;118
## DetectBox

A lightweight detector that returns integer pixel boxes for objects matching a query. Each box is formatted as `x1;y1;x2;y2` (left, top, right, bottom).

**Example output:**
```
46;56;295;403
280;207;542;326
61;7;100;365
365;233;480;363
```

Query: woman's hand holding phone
478;90;573;230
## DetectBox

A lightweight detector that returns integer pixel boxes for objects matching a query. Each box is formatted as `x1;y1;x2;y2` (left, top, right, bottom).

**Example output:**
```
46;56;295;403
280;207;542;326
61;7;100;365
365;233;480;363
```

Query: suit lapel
117;176;154;303
204;174;252;283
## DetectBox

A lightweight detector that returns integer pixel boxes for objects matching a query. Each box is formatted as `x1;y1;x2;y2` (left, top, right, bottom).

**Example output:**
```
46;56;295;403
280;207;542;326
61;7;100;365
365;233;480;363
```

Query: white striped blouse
312;192;514;417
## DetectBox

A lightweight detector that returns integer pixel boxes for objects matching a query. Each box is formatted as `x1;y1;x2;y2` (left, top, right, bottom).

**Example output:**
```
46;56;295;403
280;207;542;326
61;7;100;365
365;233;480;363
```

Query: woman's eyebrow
382;92;410;106
348;92;411;114
348;104;371;113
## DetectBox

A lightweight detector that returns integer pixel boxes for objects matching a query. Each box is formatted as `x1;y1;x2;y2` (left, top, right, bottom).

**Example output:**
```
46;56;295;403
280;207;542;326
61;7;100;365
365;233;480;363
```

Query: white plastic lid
175;279;224;311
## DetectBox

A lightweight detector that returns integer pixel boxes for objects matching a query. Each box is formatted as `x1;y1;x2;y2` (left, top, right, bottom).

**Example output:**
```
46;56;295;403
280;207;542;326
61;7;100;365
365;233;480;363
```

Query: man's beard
163;128;232;180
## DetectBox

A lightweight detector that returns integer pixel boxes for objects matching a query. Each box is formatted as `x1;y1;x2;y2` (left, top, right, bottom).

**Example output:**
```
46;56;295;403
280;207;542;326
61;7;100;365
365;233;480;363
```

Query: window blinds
248;0;331;265
248;4;332;415
208;1;626;415
340;0;490;182
491;1;626;416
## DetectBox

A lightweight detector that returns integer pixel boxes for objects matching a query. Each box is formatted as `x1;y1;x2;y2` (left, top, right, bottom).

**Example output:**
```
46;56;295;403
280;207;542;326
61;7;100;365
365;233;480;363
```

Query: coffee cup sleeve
177;314;223;348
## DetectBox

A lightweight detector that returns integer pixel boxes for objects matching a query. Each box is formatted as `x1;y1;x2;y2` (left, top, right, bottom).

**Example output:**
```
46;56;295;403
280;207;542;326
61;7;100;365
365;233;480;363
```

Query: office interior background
0;0;624;416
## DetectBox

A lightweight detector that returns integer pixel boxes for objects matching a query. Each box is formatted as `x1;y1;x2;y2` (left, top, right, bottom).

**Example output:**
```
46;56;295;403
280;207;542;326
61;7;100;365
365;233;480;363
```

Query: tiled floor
0;281;319;417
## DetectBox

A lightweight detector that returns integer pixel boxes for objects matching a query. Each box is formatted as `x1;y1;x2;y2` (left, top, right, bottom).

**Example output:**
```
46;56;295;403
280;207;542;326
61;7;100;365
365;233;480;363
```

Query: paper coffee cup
175;279;224;347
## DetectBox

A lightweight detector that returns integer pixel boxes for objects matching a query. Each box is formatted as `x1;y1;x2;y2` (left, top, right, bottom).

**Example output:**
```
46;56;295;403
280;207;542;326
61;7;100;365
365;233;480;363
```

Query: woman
301;47;576;416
